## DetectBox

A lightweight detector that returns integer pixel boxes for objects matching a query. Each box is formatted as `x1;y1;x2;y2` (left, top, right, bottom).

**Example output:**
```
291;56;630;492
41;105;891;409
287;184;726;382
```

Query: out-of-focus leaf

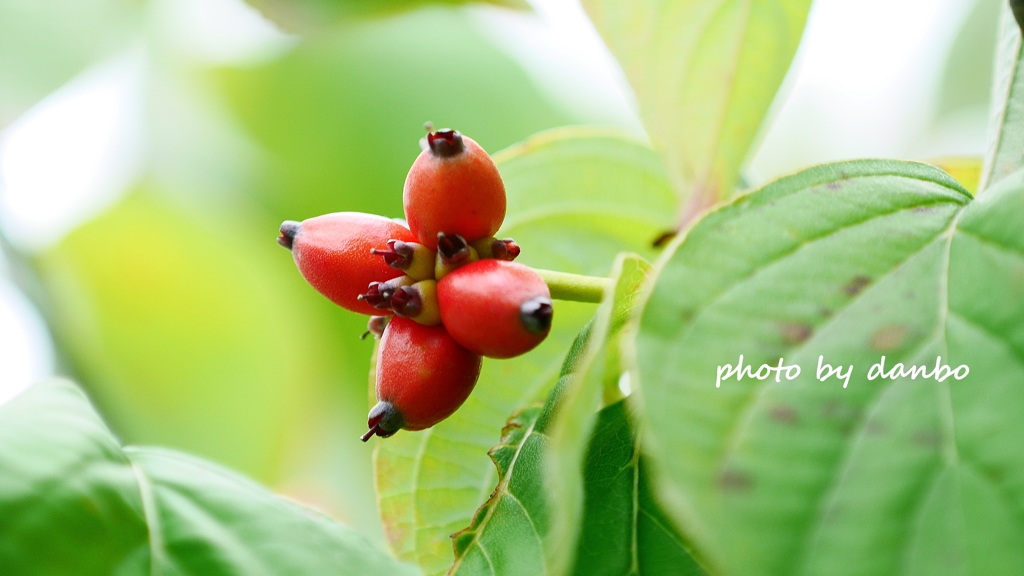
0;381;147;574
935;0;999;119
0;379;420;576
215;8;595;226
35;189;349;488
637;159;1024;575
571;400;706;576
982;5;1024;191
495;128;678;262
581;0;813;217
373;129;676;576
0;0;142;127
243;0;528;32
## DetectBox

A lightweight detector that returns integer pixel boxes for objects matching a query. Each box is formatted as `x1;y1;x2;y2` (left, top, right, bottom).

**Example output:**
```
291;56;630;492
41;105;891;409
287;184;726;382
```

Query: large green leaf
637;159;1024;575
982;5;1024;192
580;0;813;215
373;129;676;575
0;379;418;575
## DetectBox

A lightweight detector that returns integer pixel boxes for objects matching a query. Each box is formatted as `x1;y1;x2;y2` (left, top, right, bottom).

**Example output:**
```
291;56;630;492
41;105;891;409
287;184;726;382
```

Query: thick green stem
534;269;610;303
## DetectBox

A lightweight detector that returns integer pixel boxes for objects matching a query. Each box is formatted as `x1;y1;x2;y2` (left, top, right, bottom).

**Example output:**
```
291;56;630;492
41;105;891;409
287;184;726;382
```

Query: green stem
534;269;610;303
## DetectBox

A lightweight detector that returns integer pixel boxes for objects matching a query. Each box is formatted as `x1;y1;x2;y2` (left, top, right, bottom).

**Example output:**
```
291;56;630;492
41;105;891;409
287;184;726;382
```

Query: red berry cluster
277;128;553;441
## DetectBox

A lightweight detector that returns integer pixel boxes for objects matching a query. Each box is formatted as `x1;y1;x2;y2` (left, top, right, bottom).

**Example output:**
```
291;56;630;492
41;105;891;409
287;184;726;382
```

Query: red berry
437;259;553;359
363;317;482;440
280;213;415;315
403;129;506;250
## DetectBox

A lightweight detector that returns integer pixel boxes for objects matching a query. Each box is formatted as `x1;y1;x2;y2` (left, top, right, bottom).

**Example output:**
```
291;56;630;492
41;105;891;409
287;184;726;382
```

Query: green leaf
543;253;652;575
448;402;549;576
580;0;814;212
373;130;676;576
0;382;148;574
447;341;706;576
0;379;419;575
571;400;707;576
637;158;1024;575
982;5;1024;192
242;0;528;32
448;252;649;576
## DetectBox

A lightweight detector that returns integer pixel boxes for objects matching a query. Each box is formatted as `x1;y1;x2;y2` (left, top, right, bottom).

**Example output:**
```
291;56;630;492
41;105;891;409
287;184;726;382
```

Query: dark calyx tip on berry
390;286;422;318
362;401;402;441
437;232;470;263
358;282;392;310
521;297;554;334
277;221;301;250
427;129;465;158
494;239;521;261
366;316;389;339
371;240;415;270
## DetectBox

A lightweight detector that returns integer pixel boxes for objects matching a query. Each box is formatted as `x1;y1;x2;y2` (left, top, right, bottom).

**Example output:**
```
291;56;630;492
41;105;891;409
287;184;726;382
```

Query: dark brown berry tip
494;239;521;261
363;316;389;340
521;297;553;334
390;286;422;319
427;129;465;158
278;220;301;250
358;282;392;310
362;401;403;441
437;232;471;263
371;240;416;270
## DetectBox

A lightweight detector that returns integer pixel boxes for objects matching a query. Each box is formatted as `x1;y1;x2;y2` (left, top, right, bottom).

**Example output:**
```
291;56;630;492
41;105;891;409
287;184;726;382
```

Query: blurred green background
0;0;1000;548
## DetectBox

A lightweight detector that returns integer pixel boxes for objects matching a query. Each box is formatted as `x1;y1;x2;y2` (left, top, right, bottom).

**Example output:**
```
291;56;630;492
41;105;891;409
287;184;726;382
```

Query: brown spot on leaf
870;324;910;352
769;405;798;425
844;275;871;296
912;429;941;448
822;504;842;523
818;308;834;318
652;230;676;248
827;182;842;190
913;205;938;214
780;322;813;345
717;468;753;492
865;419;887;436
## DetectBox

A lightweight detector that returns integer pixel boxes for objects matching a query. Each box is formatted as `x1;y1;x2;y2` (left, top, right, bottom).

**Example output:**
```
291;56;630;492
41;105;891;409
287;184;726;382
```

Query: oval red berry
375;317;482;431
437;259;552;359
289;212;415;315
403;132;506;250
